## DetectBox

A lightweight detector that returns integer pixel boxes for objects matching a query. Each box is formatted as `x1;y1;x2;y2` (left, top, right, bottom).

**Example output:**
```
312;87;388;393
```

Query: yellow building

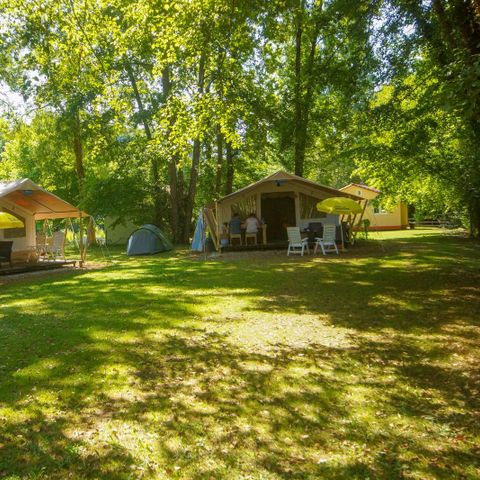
340;183;408;231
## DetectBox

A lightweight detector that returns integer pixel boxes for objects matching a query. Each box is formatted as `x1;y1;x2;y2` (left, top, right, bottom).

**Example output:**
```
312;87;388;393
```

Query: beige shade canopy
0;179;88;220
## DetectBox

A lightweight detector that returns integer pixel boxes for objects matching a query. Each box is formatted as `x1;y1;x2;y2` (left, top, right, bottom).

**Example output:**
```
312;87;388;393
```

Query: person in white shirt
244;213;261;233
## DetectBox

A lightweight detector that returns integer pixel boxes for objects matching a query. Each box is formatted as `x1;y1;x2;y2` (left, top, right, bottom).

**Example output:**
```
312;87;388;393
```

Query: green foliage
362;218;370;239
0;0;479;237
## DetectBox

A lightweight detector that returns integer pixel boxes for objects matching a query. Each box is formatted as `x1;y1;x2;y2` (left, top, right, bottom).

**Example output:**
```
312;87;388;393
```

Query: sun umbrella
0;212;24;229
316;197;362;215
317;197;363;250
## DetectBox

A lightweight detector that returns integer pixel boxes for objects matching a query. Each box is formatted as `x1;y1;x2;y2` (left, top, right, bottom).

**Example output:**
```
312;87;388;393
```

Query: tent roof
0;178;88;220
340;183;381;195
134;224;164;236
216;171;362;203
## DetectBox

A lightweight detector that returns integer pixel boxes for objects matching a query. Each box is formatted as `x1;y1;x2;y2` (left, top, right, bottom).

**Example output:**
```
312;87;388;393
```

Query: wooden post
79;214;84;267
352;200;368;244
82;217;90;265
215;202;220;251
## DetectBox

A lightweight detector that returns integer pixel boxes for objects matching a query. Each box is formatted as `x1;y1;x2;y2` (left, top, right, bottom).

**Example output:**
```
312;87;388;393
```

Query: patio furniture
45;230;66;261
316;197;362;250
36;232;48;260
229;233;242;246
261;224;267;244
286;227;309;256
0;241;14;268
245;232;257;245
26;245;38;263
314;224;339;255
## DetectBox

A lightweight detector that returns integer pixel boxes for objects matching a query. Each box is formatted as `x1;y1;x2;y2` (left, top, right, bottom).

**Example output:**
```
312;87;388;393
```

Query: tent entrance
261;192;296;242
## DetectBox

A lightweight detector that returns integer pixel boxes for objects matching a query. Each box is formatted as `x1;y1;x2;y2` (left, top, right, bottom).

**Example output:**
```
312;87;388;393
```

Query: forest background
1;0;479;241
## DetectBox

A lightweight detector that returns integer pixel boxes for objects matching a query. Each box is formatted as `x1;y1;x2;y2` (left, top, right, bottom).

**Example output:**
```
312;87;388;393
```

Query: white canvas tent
213;171;363;247
0;179;88;263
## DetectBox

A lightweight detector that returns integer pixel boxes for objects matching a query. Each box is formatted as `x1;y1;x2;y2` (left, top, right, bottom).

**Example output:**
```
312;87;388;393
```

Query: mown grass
0;229;479;479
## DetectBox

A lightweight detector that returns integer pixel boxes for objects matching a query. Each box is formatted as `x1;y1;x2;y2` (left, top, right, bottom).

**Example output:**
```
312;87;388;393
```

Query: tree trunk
293;0;305;177
72;111;95;244
204;138;213;194
183;52;206;242
468;196;480;238
215;126;224;195
168;158;181;242
73;111;85;182
162;65;182;243
298;24;321;178
87;216;96;245
225;141;234;195
126;64;163;226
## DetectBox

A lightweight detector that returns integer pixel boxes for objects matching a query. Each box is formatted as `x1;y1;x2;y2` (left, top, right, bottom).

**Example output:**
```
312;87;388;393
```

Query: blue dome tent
127;224;172;256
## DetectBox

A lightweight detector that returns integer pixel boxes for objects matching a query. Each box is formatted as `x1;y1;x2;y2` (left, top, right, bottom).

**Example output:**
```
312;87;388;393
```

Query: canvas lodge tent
205;171;365;250
0;179;88;264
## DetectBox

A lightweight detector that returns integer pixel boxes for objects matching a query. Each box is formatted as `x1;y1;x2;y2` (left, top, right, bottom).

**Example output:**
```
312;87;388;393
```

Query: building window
373;205;388;215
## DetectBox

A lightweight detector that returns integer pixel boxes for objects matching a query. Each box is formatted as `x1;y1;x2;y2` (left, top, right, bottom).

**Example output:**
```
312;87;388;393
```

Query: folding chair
287;227;309;256
314;224;339;255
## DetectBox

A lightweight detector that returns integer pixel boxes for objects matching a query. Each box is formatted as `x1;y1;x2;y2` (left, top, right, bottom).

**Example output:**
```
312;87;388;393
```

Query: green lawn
0;229;479;479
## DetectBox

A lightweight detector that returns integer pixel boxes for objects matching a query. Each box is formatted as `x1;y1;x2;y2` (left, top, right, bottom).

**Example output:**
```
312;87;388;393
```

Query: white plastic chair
287;227;310;256
46;230;66;261
314;224;339;255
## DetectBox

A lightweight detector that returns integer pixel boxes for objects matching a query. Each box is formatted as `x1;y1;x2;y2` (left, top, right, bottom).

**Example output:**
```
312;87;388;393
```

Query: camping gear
317;197;362;250
314;224;339;256
191;210;206;252
0;241;13;267
127;224;172;256
286;227;310;256
0;212;24;229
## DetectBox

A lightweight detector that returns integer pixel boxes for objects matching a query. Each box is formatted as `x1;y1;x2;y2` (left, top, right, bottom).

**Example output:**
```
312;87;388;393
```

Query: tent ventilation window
231;195;256;219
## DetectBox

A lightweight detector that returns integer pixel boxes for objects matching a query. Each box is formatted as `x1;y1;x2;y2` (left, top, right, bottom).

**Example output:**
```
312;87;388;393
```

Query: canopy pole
79;214;84;267
81;217;90;265
340;219;345;251
203;209;207;261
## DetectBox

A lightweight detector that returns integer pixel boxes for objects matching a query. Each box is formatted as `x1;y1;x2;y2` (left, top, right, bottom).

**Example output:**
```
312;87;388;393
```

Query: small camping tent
126;224;172;256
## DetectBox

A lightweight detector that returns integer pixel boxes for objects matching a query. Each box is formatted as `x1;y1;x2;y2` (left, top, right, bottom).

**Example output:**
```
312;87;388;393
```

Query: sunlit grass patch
0;229;479;479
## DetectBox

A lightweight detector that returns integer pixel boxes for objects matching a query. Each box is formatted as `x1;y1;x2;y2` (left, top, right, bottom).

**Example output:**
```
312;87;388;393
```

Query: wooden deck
221;241;288;252
0;260;77;276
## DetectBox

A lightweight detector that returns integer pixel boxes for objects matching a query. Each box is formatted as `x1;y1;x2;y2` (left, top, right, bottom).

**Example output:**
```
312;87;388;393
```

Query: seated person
220;222;229;247
245;212;261;234
229;213;242;235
